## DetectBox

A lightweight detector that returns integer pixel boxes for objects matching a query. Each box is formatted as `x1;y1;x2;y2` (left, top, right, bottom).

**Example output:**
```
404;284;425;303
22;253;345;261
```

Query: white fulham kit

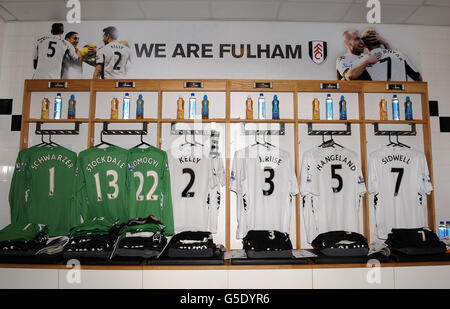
368;146;433;240
230;145;299;239
33;35;79;79
167;147;224;234
96;41;132;78
300;147;366;242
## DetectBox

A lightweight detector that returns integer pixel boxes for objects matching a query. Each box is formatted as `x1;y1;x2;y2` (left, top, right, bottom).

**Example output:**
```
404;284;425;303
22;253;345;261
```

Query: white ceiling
0;0;450;26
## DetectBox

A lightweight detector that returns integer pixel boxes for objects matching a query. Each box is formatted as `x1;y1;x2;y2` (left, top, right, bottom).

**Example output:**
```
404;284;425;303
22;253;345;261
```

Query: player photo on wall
32;23;132;80
336;27;422;82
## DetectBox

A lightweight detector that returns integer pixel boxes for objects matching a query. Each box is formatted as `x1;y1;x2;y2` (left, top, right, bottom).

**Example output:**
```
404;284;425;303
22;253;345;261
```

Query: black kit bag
243;230;293;259
311;231;369;257
385;228;446;256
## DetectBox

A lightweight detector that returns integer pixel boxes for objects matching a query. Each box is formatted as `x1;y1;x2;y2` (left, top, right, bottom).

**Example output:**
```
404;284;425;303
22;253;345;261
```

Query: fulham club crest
309;41;327;64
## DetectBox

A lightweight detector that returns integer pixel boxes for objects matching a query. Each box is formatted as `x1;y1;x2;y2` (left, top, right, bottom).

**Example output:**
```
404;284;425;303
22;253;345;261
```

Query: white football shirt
300;147;366;238
368;146;433;240
336;53;362;79
96;41;132;79
167;147;223;234
230;146;299;239
355;48;421;81
32;35;79;79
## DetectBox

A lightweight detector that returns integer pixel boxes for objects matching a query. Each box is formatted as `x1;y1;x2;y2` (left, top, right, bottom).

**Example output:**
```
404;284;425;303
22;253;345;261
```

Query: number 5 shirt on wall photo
230;145;299;239
300;146;366;243
368;146;433;240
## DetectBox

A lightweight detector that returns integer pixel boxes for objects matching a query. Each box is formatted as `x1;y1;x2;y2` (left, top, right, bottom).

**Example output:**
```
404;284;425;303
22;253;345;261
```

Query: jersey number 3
263;167;275;196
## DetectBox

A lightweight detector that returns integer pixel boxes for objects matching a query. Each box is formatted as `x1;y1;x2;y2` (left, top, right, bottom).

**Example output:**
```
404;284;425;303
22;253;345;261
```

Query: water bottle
136;94;144;119
54;93;62;119
202;94;209;119
326;94;333;120
258;93;265;119
438;221;446;238
405;96;413;120
177;96;185;119
245;95;253;120
379;98;388;120
189;93;196;119
446;221;450;237
392;95;400;120
272;95;280;120
312;98;320;120
67;94;76;119
122;93;130;119
339;95;347;120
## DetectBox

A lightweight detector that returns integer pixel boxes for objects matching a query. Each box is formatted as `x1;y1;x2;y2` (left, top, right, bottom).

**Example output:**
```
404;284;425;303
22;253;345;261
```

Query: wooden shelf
365;119;427;124
160;118;227;123
228;118;295;123
93;118;158;123
27;118;89;123
298;119;362;124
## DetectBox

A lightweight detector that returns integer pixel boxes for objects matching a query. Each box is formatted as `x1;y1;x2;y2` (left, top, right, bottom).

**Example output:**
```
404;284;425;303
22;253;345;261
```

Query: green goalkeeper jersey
74;145;129;224
0;222;48;242
127;146;174;235
25;146;77;236
9;146;40;224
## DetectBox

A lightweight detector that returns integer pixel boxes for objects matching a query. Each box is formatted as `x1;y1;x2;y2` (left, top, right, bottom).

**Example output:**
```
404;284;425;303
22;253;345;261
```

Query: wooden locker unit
20;79;434;250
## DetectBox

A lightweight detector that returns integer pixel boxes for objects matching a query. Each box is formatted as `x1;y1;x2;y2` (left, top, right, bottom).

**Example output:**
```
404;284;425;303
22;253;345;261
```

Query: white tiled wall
0;21;449;241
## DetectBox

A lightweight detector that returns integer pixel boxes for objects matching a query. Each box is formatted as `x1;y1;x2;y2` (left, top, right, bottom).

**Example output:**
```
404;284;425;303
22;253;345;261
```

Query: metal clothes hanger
395;134;410;148
386;133;396;147
319;133;343;148
94;130;114;148
133;133;151;149
36;134;50;147
250;132;269;149
180;133;196;148
262;132;276;149
47;134;60;147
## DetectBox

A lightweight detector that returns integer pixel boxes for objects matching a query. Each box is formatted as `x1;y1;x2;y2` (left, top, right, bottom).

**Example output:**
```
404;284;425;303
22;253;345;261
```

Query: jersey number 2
113;52;122;70
182;168;195;198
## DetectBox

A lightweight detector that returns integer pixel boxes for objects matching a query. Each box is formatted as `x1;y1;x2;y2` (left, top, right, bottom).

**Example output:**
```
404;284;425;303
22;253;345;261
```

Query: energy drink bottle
258;93;265;119
379;98;388;120
392;94;400;120
67;94;76;119
189;93;196;119
245;95;253;120
54;93;62;119
123;93;130;119
136;94;144;119
202;94;209;119
111;97;119;120
41;98;49;120
312;98;320;120
272;95;280;120
339;95;347;120
177;96;185;119
405;96;413;120
326;94;333;120
439;221;446;238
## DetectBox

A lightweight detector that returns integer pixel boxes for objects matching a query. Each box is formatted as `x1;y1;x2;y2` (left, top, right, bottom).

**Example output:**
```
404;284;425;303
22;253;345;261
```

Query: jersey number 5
331;164;343;193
